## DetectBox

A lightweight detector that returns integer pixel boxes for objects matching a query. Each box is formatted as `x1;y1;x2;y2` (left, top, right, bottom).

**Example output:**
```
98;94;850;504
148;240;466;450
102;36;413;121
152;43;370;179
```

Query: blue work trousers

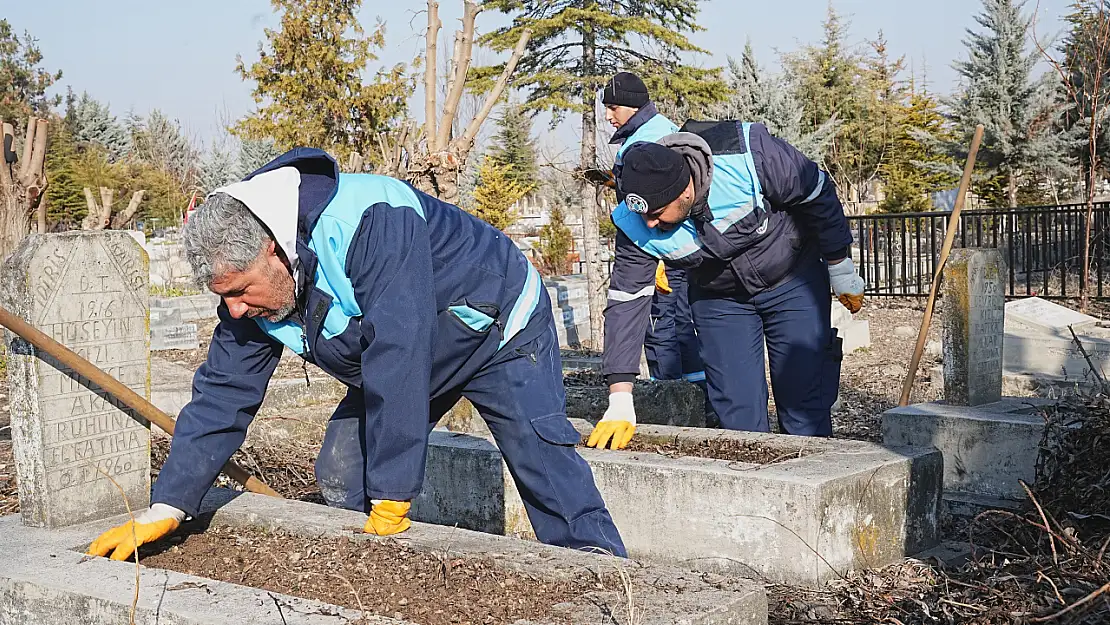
645;266;704;381
689;258;842;436
312;319;627;557
645;266;717;425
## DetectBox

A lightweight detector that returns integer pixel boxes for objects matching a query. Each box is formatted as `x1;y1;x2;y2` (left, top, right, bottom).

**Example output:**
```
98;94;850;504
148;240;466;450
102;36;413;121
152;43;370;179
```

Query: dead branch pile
770;396;1110;624
151;436;323;504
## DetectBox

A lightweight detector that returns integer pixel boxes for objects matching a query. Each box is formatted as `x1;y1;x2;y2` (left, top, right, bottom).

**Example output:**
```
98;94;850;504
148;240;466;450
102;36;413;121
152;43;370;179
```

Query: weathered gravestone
1002;297;1110;383
1;232;151;528
942;249;1005;406
1006;297;1097;335
151;322;198;351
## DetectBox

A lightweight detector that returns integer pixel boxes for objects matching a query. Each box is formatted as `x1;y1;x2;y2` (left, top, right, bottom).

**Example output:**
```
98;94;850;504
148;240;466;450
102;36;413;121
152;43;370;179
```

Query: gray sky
4;0;1076;155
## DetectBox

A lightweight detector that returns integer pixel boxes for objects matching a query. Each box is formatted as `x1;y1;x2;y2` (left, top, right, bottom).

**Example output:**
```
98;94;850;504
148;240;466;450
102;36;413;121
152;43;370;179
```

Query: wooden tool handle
898;124;986;407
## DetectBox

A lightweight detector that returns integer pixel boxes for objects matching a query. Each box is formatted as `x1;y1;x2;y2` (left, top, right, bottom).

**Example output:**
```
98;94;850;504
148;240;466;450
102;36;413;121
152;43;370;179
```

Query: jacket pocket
447;300;501;334
530;414;584;446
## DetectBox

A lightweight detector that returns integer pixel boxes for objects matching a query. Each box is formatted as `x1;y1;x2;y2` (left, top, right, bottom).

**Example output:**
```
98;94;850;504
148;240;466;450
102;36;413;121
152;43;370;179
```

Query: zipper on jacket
299;328;312;387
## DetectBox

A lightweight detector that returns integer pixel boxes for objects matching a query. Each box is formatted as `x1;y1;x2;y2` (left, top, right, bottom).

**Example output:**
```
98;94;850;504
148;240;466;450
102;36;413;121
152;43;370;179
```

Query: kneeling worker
587;123;865;449
88;148;626;560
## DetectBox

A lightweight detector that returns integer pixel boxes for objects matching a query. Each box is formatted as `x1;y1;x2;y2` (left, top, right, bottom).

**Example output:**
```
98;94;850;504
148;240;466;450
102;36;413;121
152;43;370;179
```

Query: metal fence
850;203;1110;299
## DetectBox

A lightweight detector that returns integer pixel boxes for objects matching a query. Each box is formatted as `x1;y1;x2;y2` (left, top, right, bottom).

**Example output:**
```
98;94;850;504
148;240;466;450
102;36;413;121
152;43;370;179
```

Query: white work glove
87;503;186;561
828;257;865;313
586;391;636;450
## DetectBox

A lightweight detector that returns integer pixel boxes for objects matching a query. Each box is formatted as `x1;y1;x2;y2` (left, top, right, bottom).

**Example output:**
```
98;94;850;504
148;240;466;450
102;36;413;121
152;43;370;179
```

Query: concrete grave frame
883;397;1057;513
411;420;943;587
0;491;769;625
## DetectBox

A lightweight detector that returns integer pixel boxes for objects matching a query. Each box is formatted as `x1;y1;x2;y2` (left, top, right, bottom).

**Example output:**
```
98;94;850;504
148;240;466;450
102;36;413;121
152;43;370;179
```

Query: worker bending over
587;122;865;450
89;148;626;560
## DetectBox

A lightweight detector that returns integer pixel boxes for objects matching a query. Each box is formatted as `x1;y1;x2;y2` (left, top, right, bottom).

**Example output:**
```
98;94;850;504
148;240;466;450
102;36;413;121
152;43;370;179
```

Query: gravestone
151;323;198;350
1;232;151;528
1005;297;1097;335
942;249;1005;406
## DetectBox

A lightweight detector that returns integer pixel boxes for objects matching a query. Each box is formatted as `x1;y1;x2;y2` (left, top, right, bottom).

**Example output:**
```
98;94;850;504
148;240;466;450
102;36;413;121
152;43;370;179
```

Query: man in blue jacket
602;71;711;414
586;123;865;450
87;149;626;561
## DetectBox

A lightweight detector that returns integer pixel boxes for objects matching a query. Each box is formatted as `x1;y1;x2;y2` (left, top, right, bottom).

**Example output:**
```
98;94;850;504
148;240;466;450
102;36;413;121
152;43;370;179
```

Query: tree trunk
579;18;606;349
1007;174;1018;208
0;118;48;258
110;191;147;229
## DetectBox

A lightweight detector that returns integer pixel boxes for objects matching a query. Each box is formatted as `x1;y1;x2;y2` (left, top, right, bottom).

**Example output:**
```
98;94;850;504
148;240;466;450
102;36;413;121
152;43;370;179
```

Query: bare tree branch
82;187;100;230
457;28;532;155
111;191;146;229
18;117;35;181
22;119;49;188
436;1;480;151
425;1;442;145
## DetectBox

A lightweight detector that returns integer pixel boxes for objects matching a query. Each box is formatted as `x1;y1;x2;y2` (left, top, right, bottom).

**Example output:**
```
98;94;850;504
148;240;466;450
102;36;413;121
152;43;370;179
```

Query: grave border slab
0;491;767;625
412;420;943;587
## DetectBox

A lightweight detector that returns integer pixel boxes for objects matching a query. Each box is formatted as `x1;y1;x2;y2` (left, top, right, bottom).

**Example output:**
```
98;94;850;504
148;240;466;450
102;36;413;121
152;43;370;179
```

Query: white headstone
1005;297;1097;335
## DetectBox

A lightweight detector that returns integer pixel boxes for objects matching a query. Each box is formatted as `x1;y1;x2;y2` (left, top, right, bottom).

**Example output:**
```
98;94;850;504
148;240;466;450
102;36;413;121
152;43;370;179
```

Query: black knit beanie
602;72;649;109
619;142;690;214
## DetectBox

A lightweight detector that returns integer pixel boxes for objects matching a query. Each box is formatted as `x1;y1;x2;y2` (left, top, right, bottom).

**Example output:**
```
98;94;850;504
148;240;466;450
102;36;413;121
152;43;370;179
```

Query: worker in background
602;71;714;424
587;122;865;450
87;148;626;561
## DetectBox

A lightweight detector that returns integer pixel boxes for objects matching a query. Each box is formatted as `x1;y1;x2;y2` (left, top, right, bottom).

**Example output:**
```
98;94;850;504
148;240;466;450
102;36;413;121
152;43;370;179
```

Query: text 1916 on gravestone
1;232;151;528
943;248;1005;407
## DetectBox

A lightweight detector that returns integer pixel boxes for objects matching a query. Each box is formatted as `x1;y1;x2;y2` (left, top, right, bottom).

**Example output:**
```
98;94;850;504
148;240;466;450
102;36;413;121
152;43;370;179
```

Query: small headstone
1005;297;1097;335
1;232;151;528
149;306;183;328
942;249;1005;406
151;323;199;351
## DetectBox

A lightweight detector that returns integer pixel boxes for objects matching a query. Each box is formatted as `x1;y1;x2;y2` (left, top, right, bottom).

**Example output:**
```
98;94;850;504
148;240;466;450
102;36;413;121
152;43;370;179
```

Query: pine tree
785;4;860;135
939;0;1070;207
538;205;573;276
0;19;61;121
44;125;86;228
882;90;959;212
783;5;877;206
1060;0;1110;195
233;0;410;166
488;104;538;189
840;33;908;205
65;91;130;162
478;0;726;344
706;42;838;162
198;146;242;195
238;137;281;174
472;157;532;231
127;109;197;195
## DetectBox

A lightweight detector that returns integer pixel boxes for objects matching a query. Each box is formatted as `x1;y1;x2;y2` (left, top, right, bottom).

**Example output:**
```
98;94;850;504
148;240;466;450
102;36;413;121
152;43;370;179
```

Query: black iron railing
849;203;1110;299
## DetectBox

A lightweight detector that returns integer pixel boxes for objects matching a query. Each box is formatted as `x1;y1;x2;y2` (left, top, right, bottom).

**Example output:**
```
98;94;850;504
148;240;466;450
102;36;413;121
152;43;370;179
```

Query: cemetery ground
1;298;1108;623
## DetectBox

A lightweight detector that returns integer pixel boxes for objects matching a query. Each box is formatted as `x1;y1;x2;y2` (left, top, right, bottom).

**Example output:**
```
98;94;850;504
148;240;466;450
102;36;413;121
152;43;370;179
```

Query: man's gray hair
183;193;272;286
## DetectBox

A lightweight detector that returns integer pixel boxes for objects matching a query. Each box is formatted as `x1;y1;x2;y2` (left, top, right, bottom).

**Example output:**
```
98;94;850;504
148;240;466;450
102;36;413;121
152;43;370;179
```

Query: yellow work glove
364;499;412;536
654;262;672;295
586;391;636;450
829;257;865;314
87;503;185;561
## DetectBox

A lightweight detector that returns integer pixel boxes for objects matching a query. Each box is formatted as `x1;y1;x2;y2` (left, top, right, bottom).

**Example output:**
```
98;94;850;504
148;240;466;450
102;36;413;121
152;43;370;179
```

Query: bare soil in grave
601;436;813;464
142;524;610;625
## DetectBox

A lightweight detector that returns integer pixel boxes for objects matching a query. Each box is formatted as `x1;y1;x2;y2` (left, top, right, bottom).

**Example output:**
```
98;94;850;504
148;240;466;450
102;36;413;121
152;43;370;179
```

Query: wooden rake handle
898;124;986;407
